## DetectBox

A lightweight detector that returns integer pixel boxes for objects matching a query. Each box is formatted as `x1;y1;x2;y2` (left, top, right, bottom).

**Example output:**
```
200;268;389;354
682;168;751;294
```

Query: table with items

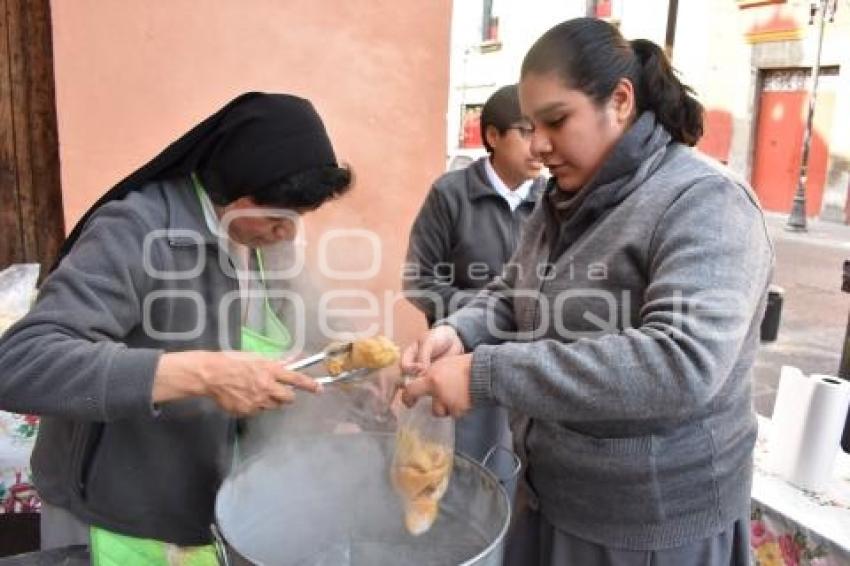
0;412;40;515
751;415;850;565
4;400;850;565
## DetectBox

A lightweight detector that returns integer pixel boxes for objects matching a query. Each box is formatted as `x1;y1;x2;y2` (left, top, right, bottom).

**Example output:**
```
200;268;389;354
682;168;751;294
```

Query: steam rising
218;391;501;566
213;220;505;564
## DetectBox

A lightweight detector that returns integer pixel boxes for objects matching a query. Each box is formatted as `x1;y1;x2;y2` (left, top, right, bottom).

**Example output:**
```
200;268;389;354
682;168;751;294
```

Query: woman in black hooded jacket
0;92;352;561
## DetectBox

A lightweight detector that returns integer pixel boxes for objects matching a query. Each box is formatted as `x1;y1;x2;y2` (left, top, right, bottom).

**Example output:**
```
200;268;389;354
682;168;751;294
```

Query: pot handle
481;444;521;485
211;523;231;566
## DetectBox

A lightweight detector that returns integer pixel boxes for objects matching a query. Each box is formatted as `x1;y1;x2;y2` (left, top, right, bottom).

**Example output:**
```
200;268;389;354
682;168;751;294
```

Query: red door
751;69;835;216
461;105;483;149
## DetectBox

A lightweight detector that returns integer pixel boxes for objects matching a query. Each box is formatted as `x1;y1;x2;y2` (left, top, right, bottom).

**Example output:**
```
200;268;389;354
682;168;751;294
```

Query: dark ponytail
521;18;704;146
630;39;703;146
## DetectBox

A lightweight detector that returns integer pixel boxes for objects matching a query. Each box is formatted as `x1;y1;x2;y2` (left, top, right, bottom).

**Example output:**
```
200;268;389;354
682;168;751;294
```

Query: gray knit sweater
445;113;774;550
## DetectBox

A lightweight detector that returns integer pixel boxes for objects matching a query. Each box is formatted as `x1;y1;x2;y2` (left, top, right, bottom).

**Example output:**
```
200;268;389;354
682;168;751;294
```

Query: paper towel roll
787;375;850;491
768;366;850;492
767;365;809;477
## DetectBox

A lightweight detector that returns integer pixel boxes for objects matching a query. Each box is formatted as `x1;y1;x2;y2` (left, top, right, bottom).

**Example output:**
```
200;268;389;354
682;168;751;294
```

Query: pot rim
213;440;513;566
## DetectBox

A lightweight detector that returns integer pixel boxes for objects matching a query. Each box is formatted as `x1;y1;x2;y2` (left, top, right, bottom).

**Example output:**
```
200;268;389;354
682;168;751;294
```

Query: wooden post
0;0;65;275
0;0;25;266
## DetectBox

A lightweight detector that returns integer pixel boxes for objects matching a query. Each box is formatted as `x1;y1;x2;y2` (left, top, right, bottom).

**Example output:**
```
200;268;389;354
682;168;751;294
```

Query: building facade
446;0;850;223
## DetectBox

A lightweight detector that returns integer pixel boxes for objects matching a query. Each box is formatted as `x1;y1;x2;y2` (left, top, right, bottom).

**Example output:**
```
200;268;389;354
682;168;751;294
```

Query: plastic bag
0;263;40;335
0;264;42;514
390;396;454;535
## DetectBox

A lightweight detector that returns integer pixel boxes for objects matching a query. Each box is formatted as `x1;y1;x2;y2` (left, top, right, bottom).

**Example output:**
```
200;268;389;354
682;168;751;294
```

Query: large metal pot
213;432;514;565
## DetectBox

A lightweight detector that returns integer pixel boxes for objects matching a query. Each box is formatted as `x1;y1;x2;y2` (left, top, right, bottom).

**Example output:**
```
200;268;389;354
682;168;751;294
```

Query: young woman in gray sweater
401;18;773;566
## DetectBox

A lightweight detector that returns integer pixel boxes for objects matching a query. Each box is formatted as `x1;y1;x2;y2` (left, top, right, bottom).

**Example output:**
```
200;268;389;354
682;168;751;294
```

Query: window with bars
587;0;621;25
460;105;484;148
481;0;499;42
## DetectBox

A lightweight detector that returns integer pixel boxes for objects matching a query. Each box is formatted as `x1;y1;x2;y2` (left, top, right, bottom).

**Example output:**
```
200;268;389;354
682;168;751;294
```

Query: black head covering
54;92;338;270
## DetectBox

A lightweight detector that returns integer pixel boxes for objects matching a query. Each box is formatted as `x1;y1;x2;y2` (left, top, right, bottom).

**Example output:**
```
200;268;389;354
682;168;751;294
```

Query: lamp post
665;0;679;58
786;0;836;231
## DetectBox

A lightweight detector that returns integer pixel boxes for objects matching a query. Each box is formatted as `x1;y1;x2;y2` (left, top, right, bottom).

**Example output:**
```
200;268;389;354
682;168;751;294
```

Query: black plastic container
838;261;850;452
760;285;784;343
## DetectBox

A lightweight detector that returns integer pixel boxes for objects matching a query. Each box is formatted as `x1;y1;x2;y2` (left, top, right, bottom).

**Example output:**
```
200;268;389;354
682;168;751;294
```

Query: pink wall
50;0;450;344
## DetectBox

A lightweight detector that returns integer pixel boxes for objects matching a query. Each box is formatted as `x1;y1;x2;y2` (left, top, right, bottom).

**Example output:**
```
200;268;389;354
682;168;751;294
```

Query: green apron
89;178;292;566
239;248;293;356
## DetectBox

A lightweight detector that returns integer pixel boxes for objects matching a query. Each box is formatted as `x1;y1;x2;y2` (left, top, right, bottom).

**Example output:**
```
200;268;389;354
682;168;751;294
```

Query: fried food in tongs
324;335;400;377
286;336;400;385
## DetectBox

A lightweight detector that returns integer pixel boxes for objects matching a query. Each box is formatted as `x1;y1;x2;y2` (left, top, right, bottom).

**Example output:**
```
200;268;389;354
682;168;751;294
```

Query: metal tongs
285;342;371;385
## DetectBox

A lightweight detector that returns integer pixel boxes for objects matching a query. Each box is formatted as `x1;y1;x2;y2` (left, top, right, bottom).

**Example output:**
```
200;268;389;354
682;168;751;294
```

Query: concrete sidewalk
752;212;850;417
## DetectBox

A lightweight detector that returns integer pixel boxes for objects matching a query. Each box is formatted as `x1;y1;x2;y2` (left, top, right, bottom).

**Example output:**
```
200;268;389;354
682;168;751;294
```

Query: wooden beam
0;0;26;268
17;0;64;267
7;0;38;263
0;0;64;273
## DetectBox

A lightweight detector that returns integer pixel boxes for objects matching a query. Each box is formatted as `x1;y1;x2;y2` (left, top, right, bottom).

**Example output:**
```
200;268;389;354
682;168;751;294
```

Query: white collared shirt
484;157;533;212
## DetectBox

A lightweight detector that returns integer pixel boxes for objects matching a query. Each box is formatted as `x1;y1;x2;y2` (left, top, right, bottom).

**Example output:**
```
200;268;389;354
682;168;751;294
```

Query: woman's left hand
401;353;473;418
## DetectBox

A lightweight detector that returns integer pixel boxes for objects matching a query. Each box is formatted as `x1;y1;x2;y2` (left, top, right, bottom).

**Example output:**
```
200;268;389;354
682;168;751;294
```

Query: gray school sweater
404;158;545;325
445;112;774;550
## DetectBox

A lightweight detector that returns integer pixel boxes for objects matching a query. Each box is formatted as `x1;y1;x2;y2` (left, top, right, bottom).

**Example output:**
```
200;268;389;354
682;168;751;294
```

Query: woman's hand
153;351;321;416
400;325;465;375
401;353;473;418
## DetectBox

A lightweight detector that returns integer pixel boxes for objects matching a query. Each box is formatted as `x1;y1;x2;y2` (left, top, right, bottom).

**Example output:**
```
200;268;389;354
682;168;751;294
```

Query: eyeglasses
507;124;534;139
